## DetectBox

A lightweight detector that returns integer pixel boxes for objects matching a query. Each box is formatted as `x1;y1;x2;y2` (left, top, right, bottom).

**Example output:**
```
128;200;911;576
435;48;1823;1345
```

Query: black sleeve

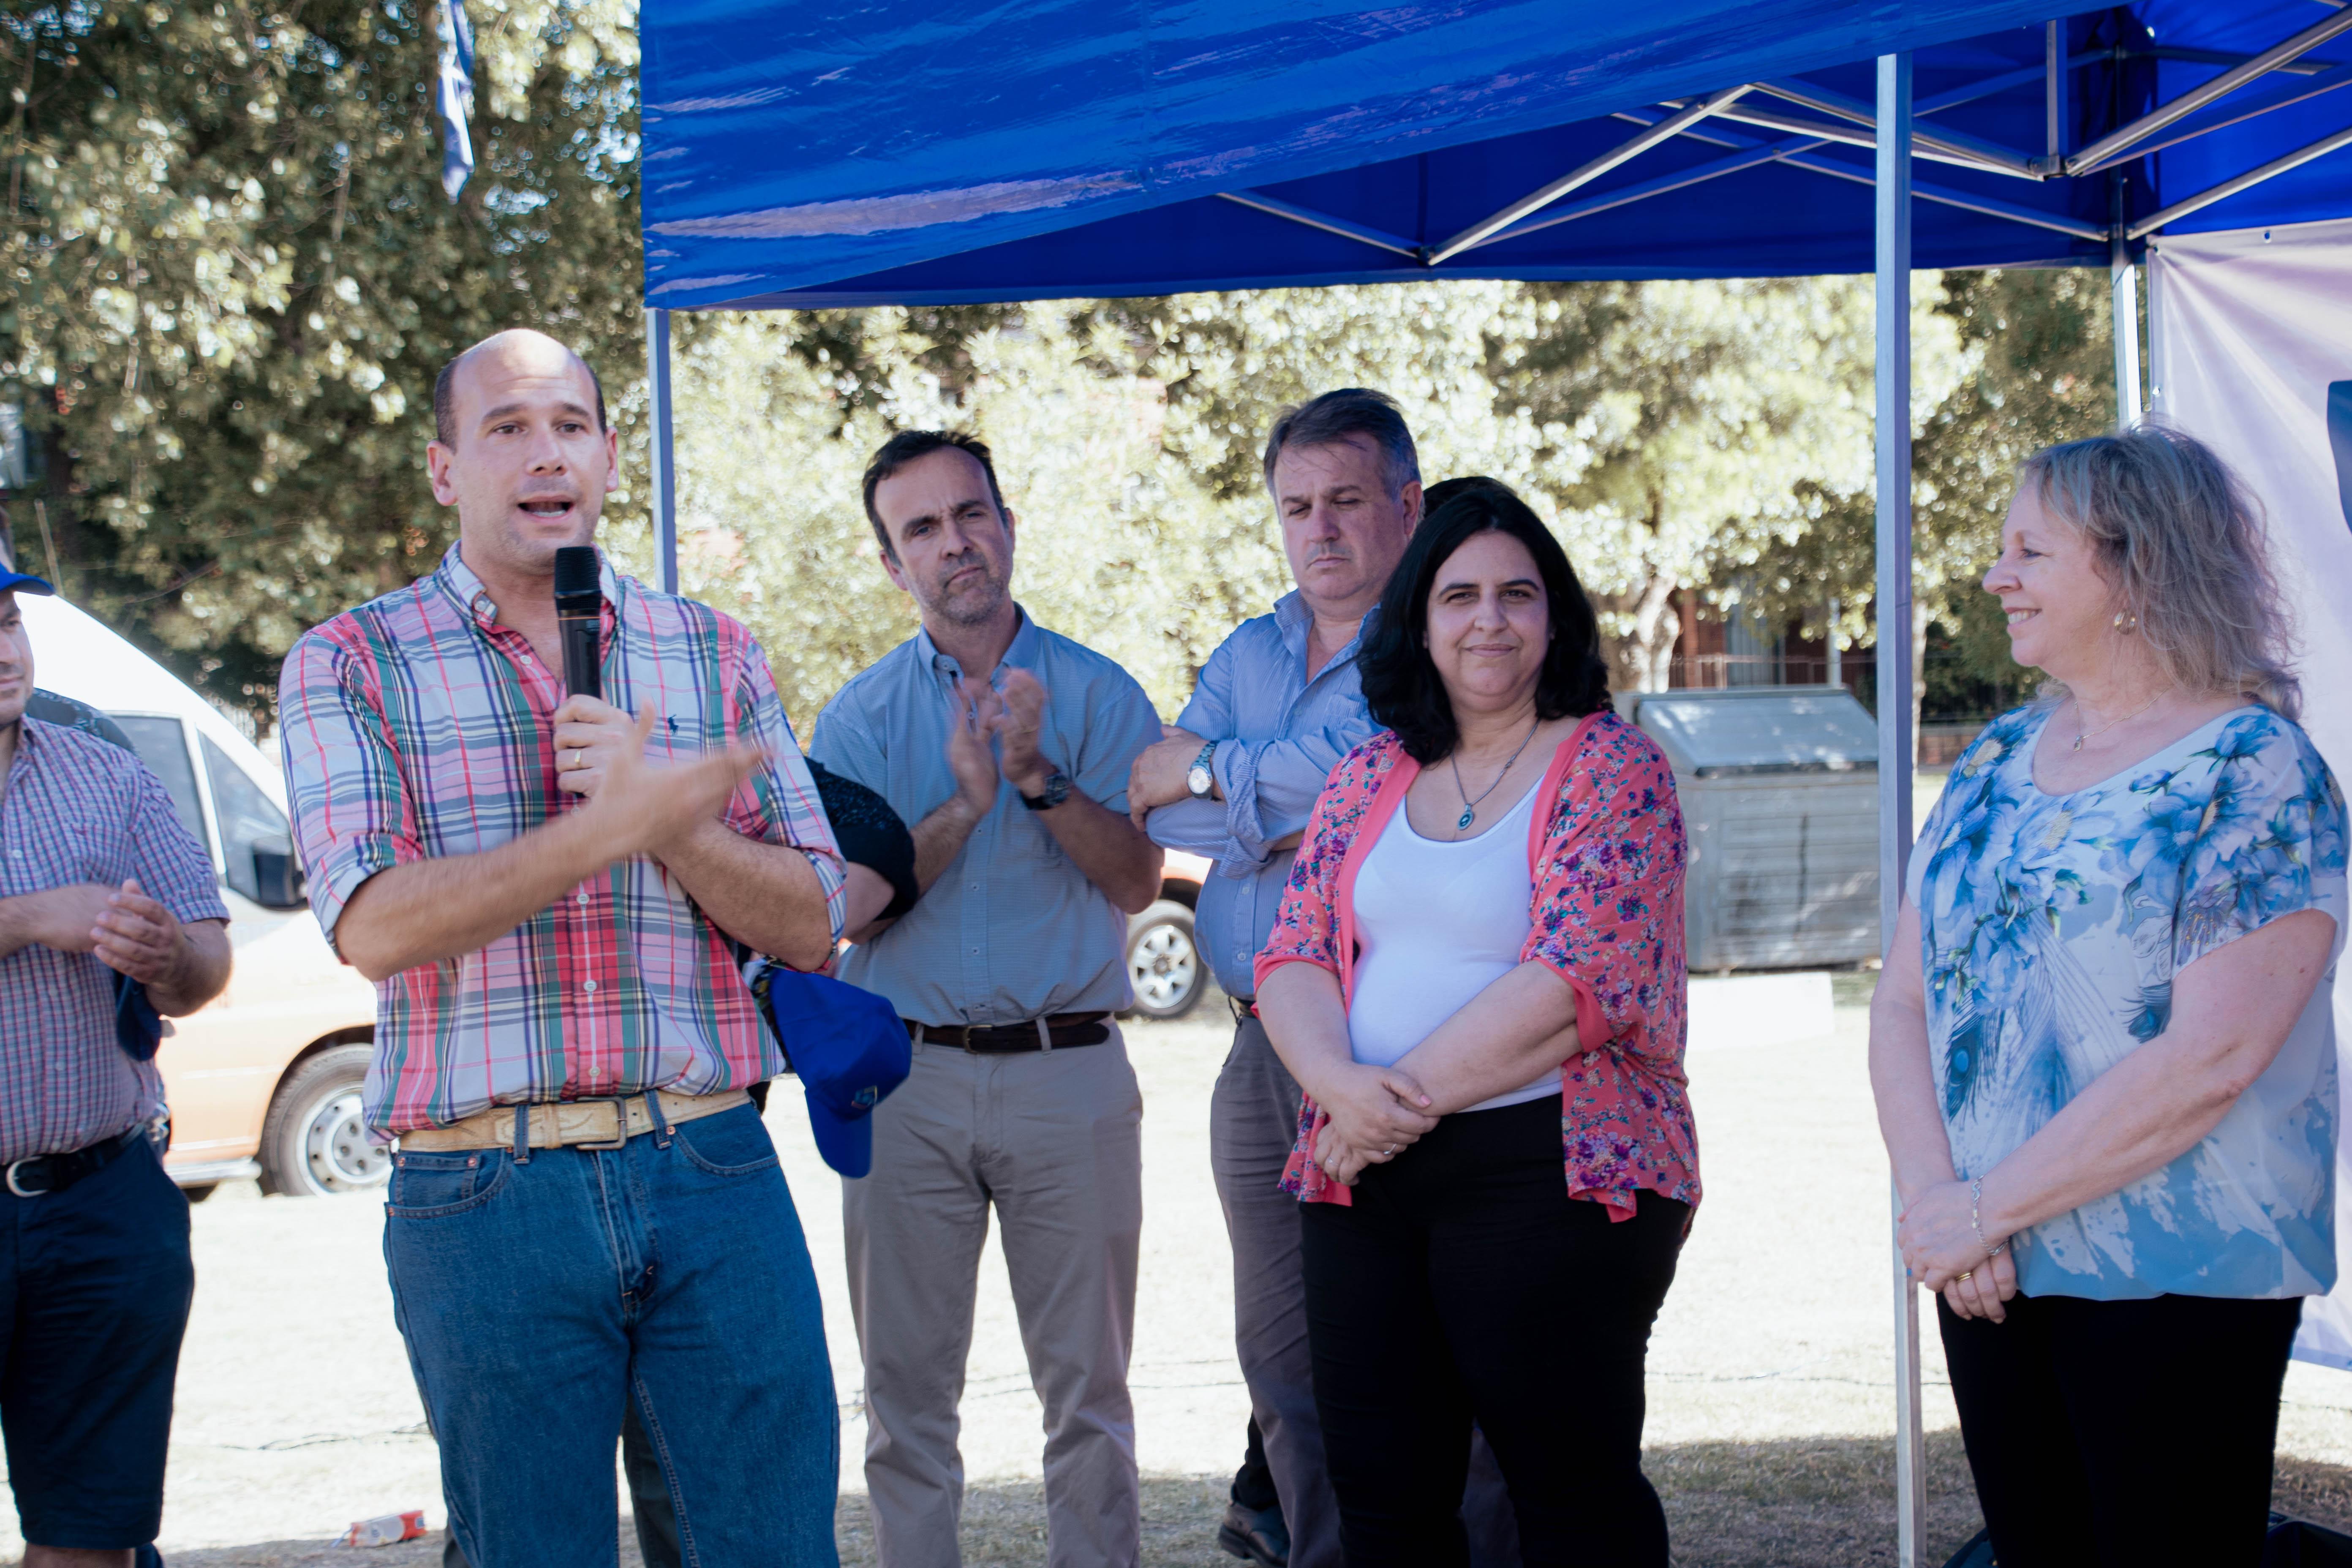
808;759;920;921
26;688;136;753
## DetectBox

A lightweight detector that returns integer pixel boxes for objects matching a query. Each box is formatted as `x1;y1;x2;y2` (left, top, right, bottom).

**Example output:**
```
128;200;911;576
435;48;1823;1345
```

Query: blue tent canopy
640;1;2352;310
633;9;2352;1559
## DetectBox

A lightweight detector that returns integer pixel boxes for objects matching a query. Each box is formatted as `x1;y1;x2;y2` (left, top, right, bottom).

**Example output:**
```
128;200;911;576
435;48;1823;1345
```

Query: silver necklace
1448;717;1542;831
2070;689;2170;752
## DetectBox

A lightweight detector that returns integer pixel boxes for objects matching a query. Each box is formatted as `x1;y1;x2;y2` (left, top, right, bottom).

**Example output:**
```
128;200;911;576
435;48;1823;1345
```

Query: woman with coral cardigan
1254;476;1697;1568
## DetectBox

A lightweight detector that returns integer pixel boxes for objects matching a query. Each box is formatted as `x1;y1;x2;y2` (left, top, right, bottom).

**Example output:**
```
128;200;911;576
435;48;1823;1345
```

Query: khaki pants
844;1026;1143;1568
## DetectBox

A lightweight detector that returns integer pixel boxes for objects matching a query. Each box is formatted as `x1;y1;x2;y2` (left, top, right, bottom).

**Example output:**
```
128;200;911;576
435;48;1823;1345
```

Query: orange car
24;593;384;1201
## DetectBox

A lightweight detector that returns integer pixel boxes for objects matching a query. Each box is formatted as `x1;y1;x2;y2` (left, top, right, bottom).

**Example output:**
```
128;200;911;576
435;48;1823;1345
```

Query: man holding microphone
279;330;847;1566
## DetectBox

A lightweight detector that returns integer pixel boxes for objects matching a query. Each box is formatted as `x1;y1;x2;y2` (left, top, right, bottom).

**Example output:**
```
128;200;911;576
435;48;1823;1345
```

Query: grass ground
19;991;2352;1568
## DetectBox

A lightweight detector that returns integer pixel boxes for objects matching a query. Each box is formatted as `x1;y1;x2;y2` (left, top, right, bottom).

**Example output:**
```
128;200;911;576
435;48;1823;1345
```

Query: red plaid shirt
278;546;844;1139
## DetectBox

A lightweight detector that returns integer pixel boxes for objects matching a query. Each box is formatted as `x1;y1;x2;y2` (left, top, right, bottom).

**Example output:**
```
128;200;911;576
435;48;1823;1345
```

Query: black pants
1300;1094;1688;1568
1939;1290;2303;1568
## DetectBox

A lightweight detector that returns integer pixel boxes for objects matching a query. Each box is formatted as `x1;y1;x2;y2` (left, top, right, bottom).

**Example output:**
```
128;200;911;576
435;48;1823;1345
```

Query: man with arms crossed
279;330;846;1567
1131;392;1517;1568
814;430;1162;1568
0;569;231;1568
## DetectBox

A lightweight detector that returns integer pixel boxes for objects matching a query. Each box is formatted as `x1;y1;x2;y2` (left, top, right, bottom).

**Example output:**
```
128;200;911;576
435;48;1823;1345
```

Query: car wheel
258;1043;389;1198
1125;899;1203;1020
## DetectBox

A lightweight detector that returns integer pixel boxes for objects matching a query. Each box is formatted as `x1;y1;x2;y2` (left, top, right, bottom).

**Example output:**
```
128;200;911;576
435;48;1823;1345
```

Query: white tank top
1345;777;1563;1113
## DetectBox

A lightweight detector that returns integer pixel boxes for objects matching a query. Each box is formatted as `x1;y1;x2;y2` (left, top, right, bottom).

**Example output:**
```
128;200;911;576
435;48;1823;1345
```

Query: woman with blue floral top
1872;426;2347;1567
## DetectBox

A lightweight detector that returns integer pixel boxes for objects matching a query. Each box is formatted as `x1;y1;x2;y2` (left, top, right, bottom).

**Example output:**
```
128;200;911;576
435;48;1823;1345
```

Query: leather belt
5;1125;145;1199
1230;994;1258;1026
394;1089;749;1153
906;1012;1111;1054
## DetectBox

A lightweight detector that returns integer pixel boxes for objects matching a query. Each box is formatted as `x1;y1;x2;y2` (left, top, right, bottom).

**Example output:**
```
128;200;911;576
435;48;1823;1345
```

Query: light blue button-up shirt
812;609;1163;1027
1146;592;1381;999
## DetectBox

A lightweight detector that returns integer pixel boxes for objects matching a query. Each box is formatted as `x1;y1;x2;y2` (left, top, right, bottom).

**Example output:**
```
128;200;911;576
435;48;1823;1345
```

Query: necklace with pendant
1448;716;1542;831
2070;688;2170;751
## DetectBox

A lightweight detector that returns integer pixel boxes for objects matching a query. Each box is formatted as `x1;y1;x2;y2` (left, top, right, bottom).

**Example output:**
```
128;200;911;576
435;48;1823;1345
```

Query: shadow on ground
150;1439;2352;1568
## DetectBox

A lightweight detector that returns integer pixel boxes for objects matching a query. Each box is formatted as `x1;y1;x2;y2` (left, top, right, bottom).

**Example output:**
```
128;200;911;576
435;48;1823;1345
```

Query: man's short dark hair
1359;476;1611;765
432;341;607;446
860;430;1008;560
1260;388;1421;501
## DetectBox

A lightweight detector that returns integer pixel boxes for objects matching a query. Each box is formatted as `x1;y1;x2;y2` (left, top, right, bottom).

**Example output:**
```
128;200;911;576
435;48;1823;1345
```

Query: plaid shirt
0;717;229;1164
278;545;844;1140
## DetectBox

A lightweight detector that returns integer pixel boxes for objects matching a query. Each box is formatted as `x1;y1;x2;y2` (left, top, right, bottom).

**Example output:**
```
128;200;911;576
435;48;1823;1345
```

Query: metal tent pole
2111;182;2144;425
647;307;680;595
1876;49;1925;1568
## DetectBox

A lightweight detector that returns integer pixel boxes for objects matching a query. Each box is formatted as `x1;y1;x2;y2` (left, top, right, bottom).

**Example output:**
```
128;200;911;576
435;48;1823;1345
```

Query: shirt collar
433;541;626;630
915;604;1036;683
1274;590;1380;673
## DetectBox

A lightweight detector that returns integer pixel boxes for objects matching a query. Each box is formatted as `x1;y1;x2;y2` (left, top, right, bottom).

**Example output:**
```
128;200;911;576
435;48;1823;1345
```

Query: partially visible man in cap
813;428;1164;1568
0;566;232;1567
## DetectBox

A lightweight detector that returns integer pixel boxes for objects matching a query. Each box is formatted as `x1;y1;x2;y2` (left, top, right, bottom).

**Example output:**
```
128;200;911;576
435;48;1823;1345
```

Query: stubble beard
928;561;1010;629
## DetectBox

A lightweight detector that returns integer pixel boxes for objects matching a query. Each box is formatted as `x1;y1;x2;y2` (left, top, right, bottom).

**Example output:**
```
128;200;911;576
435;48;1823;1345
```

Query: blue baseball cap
0;569;55;598
754;966;910;1178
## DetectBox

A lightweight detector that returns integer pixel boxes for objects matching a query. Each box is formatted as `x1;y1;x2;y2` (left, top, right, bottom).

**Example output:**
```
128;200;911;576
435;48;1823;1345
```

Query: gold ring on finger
1958;1270;1973;1283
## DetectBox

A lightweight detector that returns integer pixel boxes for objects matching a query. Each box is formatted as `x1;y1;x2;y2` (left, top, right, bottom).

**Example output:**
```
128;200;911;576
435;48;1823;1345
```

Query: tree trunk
1626;570;1680;692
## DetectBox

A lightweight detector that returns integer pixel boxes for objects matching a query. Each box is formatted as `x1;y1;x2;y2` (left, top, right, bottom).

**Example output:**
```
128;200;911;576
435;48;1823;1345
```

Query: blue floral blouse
1909;703;2349;1300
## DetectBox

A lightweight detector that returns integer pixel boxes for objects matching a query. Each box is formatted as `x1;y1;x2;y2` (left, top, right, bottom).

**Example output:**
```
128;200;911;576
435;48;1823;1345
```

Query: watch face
1187;764;1213;796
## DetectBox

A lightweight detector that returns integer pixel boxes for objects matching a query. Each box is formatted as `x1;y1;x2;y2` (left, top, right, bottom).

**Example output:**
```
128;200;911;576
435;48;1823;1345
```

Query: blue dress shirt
813;610;1163;1027
1146;592;1381;999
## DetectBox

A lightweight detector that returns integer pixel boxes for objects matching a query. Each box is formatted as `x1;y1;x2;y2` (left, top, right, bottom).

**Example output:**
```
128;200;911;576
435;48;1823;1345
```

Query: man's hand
996;670;1052;797
946;680;1005;817
554;701;765;859
91;879;189;985
7;883;117;954
1128;725;1210;828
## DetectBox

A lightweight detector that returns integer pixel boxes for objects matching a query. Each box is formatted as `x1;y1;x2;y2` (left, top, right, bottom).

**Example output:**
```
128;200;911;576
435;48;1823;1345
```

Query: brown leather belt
395;1089;749;1152
905;1012;1111;1054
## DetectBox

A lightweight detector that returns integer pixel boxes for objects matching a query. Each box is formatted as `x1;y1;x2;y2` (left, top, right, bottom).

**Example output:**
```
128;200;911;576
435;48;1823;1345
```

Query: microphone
553;546;602;700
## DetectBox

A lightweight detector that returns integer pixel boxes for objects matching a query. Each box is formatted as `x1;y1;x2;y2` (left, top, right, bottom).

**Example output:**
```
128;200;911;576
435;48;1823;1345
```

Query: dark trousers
0;1133;193;1551
1300;1094;1688;1568
1939;1290;2302;1568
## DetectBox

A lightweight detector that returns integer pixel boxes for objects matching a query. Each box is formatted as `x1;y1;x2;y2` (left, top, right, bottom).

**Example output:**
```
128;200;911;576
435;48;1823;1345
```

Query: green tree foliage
5;2;2115;732
3;0;641;708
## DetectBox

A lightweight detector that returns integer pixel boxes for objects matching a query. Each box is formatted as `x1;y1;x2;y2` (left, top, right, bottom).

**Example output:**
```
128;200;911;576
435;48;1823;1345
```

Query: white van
19;593;383;1200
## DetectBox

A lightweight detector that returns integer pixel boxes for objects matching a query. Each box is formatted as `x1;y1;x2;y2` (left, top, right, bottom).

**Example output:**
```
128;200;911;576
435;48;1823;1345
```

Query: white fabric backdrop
2149;217;2352;1368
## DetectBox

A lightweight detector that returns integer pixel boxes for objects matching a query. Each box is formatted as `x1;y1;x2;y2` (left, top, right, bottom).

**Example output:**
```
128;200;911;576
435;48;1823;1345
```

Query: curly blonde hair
2020;424;2301;720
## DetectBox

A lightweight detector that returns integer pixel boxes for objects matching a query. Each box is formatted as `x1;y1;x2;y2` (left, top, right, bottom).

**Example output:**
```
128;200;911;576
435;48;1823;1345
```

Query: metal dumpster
1617;686;1880;971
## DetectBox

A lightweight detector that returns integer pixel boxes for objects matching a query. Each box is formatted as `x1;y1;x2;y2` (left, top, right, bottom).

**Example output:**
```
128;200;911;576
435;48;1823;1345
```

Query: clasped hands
20;878;191;985
551;695;765;858
1307;1061;1438;1186
942;669;1054;814
1897;1178;2018;1323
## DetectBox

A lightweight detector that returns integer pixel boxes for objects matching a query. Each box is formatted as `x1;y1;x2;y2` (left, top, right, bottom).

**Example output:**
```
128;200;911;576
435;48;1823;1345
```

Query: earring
2112;611;2138;632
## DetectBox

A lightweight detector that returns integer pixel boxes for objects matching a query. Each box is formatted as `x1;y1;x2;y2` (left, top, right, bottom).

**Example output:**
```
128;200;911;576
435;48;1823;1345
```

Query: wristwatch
1186;740;1219;799
1020;771;1073;811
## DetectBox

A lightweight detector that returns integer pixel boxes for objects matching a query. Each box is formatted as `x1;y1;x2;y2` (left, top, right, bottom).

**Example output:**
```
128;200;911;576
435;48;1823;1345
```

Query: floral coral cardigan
1252;711;1700;1219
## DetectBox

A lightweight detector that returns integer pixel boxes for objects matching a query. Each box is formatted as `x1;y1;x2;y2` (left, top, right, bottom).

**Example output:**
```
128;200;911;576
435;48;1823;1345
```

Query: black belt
5;1125;145;1198
906;1012;1111;1054
1230;994;1257;1026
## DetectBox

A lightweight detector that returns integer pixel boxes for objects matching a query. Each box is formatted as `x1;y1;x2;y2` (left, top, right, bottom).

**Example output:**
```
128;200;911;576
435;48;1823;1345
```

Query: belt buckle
575;1096;636;1151
5;1157;50;1198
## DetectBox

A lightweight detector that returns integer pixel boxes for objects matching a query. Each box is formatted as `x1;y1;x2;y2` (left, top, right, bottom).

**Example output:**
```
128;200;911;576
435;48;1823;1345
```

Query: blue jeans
386;1103;839;1568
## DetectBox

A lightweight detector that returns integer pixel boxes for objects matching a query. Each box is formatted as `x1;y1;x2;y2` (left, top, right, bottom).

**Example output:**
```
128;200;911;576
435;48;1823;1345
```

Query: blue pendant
1456;807;1475;830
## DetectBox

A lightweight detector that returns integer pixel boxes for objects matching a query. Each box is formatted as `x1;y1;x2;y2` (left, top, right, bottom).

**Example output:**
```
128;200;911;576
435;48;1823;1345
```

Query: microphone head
553;546;601;611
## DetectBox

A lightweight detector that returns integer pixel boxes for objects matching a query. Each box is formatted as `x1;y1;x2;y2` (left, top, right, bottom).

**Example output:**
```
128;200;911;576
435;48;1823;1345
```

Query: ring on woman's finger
1958;1270;1974;1284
